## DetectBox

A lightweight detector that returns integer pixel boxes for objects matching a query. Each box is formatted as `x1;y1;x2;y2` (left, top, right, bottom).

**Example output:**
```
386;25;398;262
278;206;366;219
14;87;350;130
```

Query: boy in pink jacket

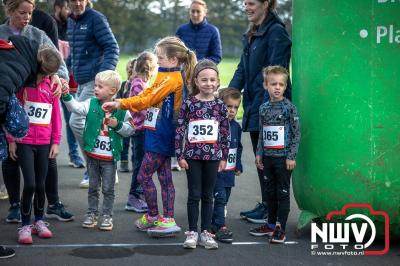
7;47;62;245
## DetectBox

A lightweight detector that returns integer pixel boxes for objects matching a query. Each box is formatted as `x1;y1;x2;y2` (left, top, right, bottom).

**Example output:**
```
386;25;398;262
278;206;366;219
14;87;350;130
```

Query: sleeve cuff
62;94;72;101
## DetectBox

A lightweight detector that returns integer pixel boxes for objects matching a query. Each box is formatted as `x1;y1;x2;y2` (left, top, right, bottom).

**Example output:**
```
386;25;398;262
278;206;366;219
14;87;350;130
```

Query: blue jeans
61;95;79;158
129;131;144;197
212;178;232;228
120;137;131;162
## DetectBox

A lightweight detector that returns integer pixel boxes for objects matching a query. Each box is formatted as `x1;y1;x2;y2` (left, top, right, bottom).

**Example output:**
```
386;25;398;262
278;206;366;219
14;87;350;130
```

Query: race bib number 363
188;119;219;144
91;135;112;158
25;101;52;126
263;125;284;149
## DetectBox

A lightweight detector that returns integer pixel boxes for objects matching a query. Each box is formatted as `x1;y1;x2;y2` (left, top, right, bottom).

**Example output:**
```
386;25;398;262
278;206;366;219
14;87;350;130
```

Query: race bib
143;107;160;130
25;101;52;126
188;119;219;144
91;135;112;158
263;125;285;149
225;148;237;171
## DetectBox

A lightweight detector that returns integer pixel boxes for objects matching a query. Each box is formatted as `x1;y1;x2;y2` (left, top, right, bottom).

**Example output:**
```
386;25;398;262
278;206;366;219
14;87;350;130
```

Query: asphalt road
0;131;398;266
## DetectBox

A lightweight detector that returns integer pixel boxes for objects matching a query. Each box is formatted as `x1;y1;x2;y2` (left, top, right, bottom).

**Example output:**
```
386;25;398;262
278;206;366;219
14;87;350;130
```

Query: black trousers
250;131;267;203
2;151;59;206
186;160;219;232
262;156;292;231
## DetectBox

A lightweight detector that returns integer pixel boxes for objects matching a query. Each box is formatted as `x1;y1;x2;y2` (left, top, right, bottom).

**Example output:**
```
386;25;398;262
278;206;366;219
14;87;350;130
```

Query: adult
66;0;119;188
229;0;292;223
176;0;222;64
53;0;84;168
0;0;74;223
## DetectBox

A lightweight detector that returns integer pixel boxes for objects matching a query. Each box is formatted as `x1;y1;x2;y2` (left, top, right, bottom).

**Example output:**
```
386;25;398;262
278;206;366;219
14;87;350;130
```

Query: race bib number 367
25;101;52;126
263;125;285;149
188;119;219;144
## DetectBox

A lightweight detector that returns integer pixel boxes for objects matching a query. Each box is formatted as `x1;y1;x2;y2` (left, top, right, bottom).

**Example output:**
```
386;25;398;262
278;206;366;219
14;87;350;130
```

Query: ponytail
183;50;197;88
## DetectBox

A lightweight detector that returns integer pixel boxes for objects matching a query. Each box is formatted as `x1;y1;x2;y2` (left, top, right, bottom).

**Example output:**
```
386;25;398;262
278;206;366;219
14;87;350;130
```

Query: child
211;88;243;243
62;70;135;231
102;36;197;237
124;51;157;213
175;59;230;250
7;47;62;244
250;65;300;243
118;58;136;172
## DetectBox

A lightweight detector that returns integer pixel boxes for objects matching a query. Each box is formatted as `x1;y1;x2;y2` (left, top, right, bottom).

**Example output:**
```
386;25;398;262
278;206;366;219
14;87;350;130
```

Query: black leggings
17;144;50;226
250;131;267;203
186;160;219;232
2;150;59;206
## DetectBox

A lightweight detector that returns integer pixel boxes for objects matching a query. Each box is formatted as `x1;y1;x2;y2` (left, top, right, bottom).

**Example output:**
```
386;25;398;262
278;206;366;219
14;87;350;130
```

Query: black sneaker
6;203;21;223
45;202;74;222
249;224;274;237
215;226;233;243
0;246;15;259
270;225;286;244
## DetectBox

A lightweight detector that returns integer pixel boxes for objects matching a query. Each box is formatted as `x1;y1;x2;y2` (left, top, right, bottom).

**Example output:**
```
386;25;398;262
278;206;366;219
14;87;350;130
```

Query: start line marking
6;241;298;249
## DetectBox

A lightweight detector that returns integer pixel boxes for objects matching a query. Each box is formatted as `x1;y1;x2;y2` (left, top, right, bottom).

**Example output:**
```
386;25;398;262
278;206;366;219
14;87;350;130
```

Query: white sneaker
183;231;198;249
199;230;218;249
79;176;89;189
0;185;9;200
171;158;181;171
115;171;119;184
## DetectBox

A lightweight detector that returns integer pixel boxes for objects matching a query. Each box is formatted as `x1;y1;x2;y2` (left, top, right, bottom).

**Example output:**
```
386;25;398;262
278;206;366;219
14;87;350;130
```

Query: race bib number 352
263;125;285;149
188;119;219;144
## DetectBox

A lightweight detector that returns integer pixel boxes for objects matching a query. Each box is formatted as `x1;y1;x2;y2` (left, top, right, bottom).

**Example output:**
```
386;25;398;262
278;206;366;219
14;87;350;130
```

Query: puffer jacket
229;12;291;132
67;8;119;85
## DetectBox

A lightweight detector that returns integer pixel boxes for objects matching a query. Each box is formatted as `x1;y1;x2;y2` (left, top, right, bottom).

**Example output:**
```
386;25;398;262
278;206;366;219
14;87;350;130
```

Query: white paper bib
25;101;52;126
263;125;285;149
91;135;112;158
225;148;237;171
188;119;219;144
143;107;160;130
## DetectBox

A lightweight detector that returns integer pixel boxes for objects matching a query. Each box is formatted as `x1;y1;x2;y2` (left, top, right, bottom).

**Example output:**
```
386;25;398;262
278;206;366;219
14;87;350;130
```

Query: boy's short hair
218;87;241;102
95;70;122;93
263;65;289;83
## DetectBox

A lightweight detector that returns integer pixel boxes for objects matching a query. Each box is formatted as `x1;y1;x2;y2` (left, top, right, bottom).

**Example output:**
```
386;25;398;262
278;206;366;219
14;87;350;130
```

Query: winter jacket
176;18;222;64
67;8;119;85
31;9;59;48
8;77;62;145
0;22;69;81
119;67;185;157
229;12;291;132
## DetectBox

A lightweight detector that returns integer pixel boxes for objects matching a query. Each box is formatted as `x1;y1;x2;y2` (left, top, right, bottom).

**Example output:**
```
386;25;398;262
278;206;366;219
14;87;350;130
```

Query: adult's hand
50;75;62;97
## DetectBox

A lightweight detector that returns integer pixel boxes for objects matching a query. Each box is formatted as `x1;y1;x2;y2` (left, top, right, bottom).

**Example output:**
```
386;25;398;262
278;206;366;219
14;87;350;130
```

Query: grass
116;55;244;119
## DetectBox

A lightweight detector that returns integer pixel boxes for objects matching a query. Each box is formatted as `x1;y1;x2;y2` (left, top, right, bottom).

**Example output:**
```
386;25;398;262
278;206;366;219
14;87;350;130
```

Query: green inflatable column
292;0;400;237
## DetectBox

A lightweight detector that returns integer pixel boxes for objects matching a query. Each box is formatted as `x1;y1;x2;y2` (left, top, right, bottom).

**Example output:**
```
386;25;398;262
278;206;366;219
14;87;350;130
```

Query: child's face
94;80;116;102
156;49;178;68
264;73;287;102
224;97;241;121
194;69;219;97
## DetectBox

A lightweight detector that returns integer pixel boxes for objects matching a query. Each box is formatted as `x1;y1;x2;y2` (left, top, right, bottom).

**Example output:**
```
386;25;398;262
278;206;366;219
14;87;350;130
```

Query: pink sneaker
32;220;53;238
18;225;33;244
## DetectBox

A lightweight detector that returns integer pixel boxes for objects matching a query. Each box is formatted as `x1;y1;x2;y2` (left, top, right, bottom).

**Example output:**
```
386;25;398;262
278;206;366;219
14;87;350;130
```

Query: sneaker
115;171;119;184
199;230;218;249
119;160;129;172
125;195;148;213
0;185;8;200
79;172;89;188
32;220;53;238
270;225;286;244
6;203;21;223
240;202;265;219
45;202;75;221
147;217;181;237
0;246;15;259
99;215;113;231
18;225;32;244
215;226;233;243
135;213;158;231
249;224;274;237
82;213;98;228
183;231;198;249
69;154;85;168
245;204;268;224
171;158;181;171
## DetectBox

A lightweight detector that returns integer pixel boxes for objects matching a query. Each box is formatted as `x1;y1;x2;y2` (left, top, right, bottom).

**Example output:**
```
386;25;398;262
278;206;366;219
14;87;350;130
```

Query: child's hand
218;160;227;172
102;101;121;112
286;159;296;170
50;75;62;97
61;79;69;96
178;159;189;170
105;117;118;128
8;142;17;161
255;155;263;170
235;170;241;176
49;144;60;158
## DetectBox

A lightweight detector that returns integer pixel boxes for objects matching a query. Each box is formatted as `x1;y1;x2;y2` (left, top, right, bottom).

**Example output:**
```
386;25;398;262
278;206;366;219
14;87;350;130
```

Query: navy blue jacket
229;12;291;132
67;8;119;85
216;119;243;187
176;18;222;64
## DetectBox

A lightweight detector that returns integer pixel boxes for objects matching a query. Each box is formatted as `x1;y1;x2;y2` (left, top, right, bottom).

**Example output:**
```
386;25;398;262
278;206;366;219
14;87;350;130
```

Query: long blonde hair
155;36;197;86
